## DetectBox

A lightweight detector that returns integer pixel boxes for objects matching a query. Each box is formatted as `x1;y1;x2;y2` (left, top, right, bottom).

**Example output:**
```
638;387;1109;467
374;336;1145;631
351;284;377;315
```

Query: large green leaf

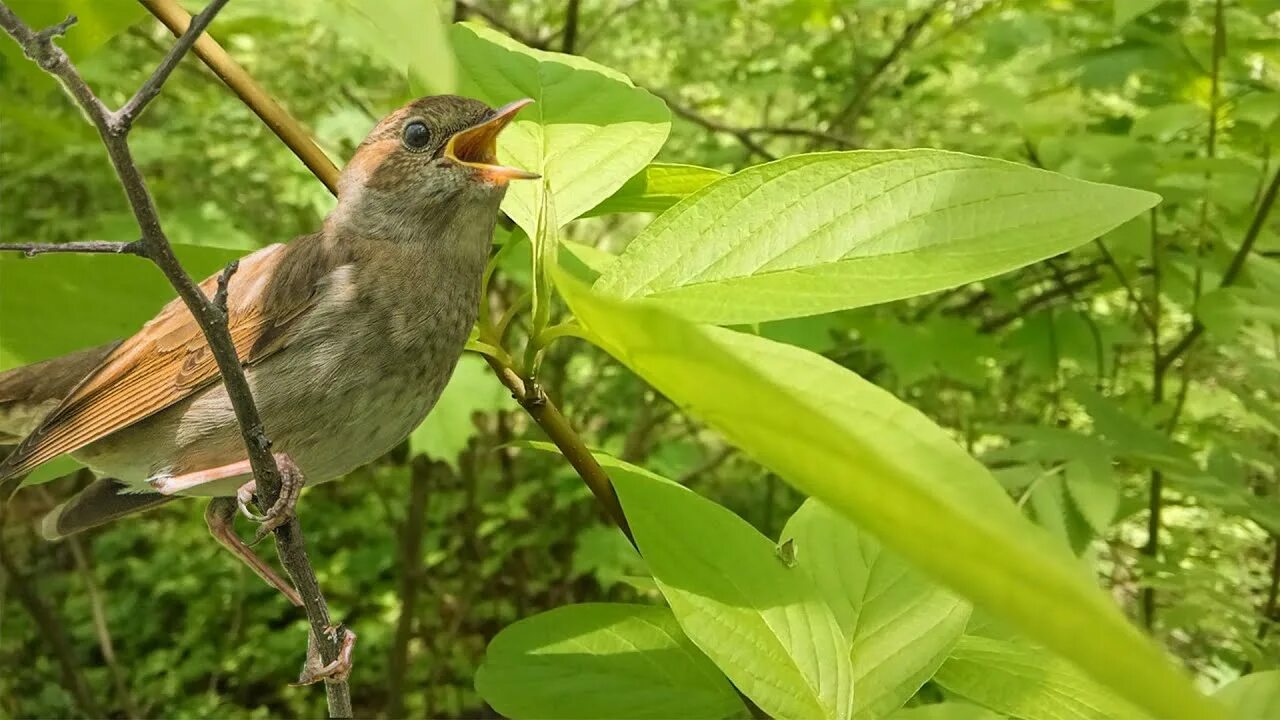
315;0;454;95
595;151;1159;324
782;499;971;720
556;273;1223;720
1212;671;1280;720
0;244;241;371
474;603;746;720
584;163;728;217
610;466;854;720
451;22;670;236
933;636;1149;720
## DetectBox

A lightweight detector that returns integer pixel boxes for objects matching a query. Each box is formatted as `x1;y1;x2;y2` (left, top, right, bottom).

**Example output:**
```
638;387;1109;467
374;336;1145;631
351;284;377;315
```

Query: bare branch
115;0;230;133
655;91;777;161
0;240;143;257
1156;167;1280;374
828;0;945;132
0;3;351;715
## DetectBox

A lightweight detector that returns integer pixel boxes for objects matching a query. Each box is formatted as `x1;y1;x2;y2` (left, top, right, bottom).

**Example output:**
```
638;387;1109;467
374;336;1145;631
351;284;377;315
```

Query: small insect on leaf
776;538;797;568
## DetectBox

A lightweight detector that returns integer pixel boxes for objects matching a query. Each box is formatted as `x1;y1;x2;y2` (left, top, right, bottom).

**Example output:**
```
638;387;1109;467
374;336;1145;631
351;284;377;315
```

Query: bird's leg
148;454;305;543
294;624;358;686
235;454;304;543
205;497;302;606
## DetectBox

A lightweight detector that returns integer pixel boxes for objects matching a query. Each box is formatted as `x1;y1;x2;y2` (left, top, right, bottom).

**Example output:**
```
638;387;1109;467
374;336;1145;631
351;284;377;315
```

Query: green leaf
781;500;971;720
1114;0;1169;27
584;163;728;217
1212;671;1280;720
595;151;1159;325
0;244;241;371
475;603;746;720
451;22;671;236
408;355;514;469
315;0;454;94
557;273;1223;720
933;636;1150;720
610;466;854;720
888;703;1006;720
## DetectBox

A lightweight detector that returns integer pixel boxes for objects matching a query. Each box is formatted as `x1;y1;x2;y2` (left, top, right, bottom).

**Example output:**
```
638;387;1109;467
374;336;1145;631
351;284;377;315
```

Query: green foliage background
0;0;1278;718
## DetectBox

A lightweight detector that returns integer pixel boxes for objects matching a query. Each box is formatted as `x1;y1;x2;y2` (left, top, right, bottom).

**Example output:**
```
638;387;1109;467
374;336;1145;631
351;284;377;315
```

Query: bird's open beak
445;98;540;183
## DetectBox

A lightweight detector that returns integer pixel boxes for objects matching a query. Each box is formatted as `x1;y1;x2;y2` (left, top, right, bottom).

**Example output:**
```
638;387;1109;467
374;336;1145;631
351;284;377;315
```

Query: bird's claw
235;456;304;544
294;625;356;686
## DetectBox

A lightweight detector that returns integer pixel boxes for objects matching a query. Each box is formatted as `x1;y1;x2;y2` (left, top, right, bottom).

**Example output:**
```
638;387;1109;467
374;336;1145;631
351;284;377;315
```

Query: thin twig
657;91;777;161
828;0;945;132
0;3;351;715
0;240;143;257
1156;167;1280;374
1094;238;1156;332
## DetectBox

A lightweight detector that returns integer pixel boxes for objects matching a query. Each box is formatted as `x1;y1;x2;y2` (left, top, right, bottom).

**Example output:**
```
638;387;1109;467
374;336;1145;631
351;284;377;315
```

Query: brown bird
0;95;536;613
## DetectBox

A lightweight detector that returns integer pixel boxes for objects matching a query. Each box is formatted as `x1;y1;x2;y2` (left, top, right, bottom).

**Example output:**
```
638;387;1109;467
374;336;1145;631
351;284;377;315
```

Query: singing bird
0;95;537;608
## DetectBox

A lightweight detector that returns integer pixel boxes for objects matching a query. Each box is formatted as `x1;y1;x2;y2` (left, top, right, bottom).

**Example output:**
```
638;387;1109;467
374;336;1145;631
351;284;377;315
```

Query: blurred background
1;0;1278;717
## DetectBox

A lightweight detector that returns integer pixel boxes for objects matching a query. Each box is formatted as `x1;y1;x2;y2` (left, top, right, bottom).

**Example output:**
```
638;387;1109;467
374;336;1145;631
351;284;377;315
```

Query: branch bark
0;240;142;257
0;2;351;715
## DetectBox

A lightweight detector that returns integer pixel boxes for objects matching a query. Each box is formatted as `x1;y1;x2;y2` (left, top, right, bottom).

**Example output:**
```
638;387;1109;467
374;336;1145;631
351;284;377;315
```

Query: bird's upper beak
445;98;540;183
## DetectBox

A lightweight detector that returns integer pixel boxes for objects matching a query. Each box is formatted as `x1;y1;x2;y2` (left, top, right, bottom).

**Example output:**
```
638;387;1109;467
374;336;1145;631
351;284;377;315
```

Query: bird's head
329;95;537;241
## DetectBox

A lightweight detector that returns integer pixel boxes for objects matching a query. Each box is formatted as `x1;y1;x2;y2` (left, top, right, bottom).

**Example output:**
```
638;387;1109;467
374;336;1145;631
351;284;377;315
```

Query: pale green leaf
451;22;670;235
595;151;1159;324
316;0;454;94
475;603;746;720
585;163;728;217
557;273;1223;720
408;355;515;469
782;500;971;720
889;703;1006;720
610;468;854;720
933;636;1151;720
1212;671;1280;720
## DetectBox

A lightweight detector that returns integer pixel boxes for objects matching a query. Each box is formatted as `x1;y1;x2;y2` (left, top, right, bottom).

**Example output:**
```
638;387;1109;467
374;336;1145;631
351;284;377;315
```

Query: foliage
1;0;1278;719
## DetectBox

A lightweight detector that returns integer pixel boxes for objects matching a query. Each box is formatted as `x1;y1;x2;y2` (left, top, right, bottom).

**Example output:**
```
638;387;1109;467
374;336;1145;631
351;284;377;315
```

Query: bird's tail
40;478;175;540
0;342;120;495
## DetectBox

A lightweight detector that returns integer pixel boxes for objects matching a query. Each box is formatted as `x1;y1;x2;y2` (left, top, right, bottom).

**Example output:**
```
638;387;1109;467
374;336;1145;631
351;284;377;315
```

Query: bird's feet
294;624;357;686
236;454;304;543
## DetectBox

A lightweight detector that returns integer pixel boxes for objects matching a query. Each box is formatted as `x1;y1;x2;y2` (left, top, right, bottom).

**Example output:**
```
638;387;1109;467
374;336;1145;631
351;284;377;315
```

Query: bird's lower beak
446;98;540;183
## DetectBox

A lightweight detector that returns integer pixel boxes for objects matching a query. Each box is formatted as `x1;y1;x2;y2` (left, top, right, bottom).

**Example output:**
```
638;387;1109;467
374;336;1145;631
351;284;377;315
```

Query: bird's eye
402;121;431;150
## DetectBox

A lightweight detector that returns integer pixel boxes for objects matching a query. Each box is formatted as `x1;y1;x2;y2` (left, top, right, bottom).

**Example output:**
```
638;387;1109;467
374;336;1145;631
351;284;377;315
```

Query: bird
0;95;538;624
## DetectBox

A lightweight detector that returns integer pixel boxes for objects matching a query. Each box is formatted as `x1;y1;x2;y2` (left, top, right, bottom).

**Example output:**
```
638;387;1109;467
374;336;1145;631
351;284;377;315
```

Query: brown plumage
0;95;537;539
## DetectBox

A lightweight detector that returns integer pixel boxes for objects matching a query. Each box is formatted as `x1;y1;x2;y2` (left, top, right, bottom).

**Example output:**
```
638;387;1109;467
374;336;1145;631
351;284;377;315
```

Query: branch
138;0;638;555
561;0;580;54
655;91;777;161
0;3;351;716
1094;238;1156;332
828;0;945;131
0;240;142;257
1156;167;1280;374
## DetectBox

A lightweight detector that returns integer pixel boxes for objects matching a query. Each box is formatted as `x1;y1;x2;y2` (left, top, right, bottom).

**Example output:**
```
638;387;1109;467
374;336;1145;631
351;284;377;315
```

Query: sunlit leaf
451;22;670;235
475;603;746;720
610;467;854;720
584;163;728;217
596;151;1159;324
933;636;1151;720
557;273;1223;720
782;499;971;719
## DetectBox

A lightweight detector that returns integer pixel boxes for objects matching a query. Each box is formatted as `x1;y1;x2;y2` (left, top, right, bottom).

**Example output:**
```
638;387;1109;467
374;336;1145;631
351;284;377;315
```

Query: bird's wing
0;236;337;480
